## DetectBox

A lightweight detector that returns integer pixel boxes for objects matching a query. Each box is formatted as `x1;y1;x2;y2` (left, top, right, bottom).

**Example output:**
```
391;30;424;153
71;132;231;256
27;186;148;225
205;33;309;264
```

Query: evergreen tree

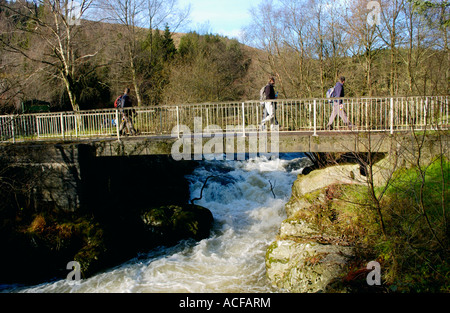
162;24;177;62
136;26;177;106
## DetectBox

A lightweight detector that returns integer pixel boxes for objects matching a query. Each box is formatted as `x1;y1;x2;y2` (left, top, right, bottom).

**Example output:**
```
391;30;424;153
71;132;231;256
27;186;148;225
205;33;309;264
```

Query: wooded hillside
0;0;448;114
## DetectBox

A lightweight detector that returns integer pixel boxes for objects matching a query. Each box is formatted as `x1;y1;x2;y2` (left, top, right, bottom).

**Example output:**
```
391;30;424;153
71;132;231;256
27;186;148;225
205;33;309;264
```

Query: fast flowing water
18;154;310;293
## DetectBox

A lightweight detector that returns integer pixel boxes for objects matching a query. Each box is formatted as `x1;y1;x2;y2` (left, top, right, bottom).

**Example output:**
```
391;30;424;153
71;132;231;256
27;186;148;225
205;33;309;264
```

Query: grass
342;157;450;292
377;158;449;292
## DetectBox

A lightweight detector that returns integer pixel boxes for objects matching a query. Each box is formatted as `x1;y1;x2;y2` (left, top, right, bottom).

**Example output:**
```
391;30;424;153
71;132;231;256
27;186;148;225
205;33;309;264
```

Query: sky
178;0;259;40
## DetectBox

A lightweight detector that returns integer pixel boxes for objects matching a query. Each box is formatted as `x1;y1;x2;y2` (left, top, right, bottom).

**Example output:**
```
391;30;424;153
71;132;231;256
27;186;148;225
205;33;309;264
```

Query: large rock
141;204;214;243
286;164;365;217
266;240;353;293
266;164;368;293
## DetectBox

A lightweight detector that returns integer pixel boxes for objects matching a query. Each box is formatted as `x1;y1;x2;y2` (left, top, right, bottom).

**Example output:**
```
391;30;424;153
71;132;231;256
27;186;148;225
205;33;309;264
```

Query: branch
0;37;57;68
190;175;217;205
75;51;99;62
268;180;276;199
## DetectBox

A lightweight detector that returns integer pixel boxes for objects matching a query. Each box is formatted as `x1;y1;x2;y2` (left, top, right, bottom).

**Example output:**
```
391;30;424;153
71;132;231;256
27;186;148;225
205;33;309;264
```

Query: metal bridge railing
0;95;448;143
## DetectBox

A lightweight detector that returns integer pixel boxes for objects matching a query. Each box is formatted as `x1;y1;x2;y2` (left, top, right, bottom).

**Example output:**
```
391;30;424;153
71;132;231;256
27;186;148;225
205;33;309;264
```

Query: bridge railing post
313;99;317;137
10;116;15;144
60;112;65;140
390;98;394;135
115;109;120;141
176;105;180;139
74;112;78;139
242;102;245;137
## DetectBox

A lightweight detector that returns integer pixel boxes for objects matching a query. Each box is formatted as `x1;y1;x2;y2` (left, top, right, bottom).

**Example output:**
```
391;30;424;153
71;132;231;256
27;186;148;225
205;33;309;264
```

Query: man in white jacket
260;77;278;130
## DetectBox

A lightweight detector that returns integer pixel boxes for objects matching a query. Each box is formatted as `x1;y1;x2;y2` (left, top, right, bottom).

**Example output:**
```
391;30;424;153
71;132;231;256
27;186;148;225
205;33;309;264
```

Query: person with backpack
115;87;137;136
260;77;278;130
326;76;352;130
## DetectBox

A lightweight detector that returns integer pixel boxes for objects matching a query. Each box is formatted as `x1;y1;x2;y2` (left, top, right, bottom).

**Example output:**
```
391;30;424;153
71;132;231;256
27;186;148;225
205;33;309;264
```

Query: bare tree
99;0;189;106
246;0;283;91
99;0;146;106
408;0;450;95
378;0;406;96
343;0;382;96
0;0;97;112
294;0;321;94
146;0;190;34
278;0;314;97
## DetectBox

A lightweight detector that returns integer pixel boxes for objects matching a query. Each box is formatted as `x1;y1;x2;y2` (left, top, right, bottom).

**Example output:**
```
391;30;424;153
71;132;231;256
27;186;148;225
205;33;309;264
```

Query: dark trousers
119;113;136;135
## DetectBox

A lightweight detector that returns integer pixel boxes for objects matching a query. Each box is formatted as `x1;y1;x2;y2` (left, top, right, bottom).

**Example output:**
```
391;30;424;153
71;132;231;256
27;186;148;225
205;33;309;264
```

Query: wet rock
266;240;353;293
266;164;367;293
141;204;214;243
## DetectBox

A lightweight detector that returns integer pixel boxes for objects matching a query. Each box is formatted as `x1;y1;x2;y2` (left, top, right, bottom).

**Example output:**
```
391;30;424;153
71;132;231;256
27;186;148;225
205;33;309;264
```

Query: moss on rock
266;163;378;293
141;204;214;243
266;239;353;293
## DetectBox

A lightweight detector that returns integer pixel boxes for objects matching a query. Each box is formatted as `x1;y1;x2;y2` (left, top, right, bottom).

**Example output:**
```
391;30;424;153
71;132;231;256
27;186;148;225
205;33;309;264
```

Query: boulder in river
141;204;214;244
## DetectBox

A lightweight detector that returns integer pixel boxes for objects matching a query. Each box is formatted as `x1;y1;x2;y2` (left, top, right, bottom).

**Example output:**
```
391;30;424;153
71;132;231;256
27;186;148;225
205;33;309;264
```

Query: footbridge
2;96;448;212
1;96;449;156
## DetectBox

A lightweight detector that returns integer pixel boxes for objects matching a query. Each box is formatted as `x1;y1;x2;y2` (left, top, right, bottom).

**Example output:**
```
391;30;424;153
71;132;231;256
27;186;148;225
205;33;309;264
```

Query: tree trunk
366;53;373;97
128;44;143;107
62;72;79;112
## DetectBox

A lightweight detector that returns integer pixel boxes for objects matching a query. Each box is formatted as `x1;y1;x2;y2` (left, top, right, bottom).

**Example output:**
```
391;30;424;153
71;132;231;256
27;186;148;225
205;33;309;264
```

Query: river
17;153;311;293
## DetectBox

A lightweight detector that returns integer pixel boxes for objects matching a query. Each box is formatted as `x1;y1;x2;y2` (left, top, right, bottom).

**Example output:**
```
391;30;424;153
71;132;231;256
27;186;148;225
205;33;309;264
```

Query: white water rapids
18;154;311;293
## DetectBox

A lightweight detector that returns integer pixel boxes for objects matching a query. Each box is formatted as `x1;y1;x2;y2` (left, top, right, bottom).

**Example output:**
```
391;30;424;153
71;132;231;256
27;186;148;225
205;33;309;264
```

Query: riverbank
265;161;370;292
266;133;450;292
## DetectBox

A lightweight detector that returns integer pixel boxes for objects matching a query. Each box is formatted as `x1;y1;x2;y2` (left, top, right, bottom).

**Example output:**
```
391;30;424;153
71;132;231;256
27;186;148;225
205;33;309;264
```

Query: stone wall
0;142;96;212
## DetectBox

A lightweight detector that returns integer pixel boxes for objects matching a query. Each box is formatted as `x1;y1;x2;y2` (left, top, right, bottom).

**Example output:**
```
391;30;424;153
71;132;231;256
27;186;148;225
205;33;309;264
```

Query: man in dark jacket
326;76;352;130
260;77;278;130
119;88;137;135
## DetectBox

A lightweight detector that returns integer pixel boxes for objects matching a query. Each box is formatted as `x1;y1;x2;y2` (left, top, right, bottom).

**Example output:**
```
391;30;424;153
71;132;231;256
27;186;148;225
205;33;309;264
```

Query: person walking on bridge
326;76;352;130
118;88;137;136
260;77;278;131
